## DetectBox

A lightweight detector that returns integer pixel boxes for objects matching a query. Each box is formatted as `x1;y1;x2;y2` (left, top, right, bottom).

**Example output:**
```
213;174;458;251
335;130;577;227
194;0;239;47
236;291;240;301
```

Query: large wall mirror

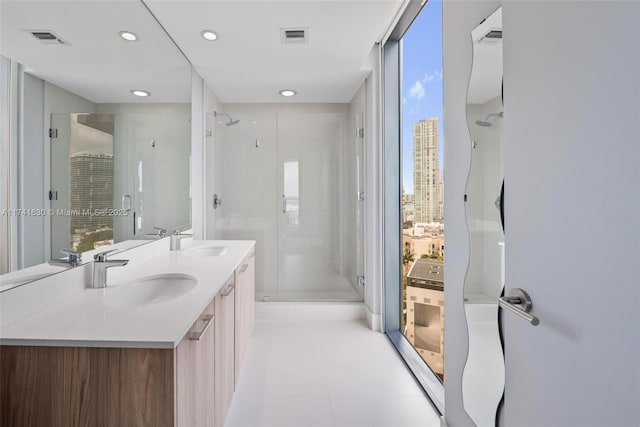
0;0;192;291
461;6;504;427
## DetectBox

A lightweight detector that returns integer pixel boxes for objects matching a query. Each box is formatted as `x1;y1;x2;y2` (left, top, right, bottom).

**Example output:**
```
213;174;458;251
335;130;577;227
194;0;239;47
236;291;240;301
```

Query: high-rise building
70;153;114;234
437;177;444;221
413;117;439;223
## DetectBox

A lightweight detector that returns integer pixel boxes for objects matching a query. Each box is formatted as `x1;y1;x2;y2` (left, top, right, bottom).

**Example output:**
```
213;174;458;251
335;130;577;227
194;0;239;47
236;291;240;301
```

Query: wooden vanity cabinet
176;298;216;427
0;299;217;427
214;273;236;427
0;248;255;427
234;249;255;382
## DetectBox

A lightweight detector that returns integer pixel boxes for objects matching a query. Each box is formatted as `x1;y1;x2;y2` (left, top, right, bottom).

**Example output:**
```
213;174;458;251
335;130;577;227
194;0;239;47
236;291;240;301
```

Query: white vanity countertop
0;240;254;349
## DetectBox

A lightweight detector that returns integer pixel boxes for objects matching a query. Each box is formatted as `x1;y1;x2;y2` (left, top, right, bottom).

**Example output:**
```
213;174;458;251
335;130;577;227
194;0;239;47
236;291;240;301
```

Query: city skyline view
400;0;445;382
402;0;443;195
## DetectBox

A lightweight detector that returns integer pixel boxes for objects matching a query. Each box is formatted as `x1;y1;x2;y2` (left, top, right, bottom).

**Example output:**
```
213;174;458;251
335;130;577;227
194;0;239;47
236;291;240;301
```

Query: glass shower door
50;113;115;255
276;112;362;301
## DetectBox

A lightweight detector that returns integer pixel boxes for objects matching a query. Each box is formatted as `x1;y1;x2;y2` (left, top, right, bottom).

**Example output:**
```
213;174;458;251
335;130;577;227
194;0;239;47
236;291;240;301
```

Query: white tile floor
225;305;441;427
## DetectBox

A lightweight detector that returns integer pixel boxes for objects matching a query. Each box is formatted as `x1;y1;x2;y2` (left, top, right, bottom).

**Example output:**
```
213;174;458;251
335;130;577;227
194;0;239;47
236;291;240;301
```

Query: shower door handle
121;194;132;213
499;288;540;326
282;194;287;213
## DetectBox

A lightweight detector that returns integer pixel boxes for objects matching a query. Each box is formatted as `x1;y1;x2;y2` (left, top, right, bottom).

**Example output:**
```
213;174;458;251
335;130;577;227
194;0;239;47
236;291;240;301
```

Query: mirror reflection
462;6;505;427
0;0;192;291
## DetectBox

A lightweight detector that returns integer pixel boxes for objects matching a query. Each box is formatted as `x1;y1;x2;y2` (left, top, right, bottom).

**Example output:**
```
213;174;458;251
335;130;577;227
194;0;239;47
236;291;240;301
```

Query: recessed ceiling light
279;89;297;97
119;31;138;42
201;30;218;41
131;90;150;97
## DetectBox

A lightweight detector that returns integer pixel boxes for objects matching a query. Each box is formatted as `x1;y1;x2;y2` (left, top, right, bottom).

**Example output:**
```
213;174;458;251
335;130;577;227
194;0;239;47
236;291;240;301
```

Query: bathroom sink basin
184;246;228;257
105;273;197;307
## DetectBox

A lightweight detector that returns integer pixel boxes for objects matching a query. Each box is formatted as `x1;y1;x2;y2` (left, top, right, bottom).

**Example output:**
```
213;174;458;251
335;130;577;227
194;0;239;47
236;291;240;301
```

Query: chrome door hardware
189;314;214;341
499;288;540;326
213;194;222;209
121;194;132;213
222;282;235;297
146;227;167;238
282;194;287;213
60;249;82;266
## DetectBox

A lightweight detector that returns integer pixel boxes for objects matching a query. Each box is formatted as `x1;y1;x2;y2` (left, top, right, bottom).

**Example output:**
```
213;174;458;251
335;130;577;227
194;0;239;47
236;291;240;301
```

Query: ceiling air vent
280;28;308;44
27;30;69;45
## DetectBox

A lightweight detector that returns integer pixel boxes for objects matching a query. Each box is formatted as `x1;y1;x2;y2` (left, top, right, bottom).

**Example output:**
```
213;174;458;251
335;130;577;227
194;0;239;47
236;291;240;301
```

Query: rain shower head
214;111;240;126
475;111;503;127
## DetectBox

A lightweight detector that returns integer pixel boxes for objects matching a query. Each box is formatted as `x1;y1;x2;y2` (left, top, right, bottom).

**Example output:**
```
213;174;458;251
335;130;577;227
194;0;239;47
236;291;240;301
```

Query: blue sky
401;0;443;194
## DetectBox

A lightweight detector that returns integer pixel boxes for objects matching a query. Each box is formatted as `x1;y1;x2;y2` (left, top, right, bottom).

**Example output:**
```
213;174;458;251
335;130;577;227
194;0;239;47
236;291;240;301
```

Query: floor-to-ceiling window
383;0;444;412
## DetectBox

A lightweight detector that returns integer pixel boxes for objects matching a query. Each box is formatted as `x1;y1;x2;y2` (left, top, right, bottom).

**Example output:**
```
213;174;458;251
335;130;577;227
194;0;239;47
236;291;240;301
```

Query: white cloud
403;97;407;104
408;81;425;99
422;69;443;83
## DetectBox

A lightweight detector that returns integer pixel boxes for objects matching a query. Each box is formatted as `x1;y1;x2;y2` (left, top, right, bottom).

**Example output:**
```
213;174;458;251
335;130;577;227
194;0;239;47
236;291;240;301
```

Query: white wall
442;1;501;425
203;82;223;240
0;56;11;273
191;70;205;240
19;73;45;268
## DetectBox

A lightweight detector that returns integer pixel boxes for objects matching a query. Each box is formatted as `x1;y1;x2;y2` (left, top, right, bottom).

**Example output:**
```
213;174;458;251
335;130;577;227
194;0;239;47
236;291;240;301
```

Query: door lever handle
499;288;540;326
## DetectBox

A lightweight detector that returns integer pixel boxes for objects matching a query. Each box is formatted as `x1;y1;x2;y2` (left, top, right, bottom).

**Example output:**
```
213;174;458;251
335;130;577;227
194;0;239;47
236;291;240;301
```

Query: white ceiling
0;0;191;103
0;1;402;105
144;0;403;103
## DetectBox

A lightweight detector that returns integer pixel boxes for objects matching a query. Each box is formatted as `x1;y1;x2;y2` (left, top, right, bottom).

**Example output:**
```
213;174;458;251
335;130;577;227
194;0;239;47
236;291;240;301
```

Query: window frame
381;0;445;413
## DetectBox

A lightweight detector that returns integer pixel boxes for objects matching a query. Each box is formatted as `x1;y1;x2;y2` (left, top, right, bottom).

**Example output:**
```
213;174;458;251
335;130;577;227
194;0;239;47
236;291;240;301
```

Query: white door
501;2;640;426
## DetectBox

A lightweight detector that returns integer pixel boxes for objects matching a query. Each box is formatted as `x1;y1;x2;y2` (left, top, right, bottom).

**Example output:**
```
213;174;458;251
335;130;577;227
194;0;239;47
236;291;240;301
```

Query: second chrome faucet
170;231;193;251
92;249;129;289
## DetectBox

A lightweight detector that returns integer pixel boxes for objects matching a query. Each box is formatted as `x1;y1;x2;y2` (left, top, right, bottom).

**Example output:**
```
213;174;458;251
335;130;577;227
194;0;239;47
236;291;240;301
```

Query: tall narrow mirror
462;7;504;427
0;0;192;291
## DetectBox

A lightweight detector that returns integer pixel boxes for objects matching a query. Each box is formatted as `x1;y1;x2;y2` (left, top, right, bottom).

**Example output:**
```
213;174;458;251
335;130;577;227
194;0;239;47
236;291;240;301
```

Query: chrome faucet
170;231;193;251
146;227;167;239
48;249;82;267
92;249;129;289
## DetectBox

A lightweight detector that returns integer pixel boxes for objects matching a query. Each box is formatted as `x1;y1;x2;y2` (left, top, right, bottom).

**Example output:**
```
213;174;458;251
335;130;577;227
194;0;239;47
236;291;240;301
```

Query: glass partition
217;109;363;302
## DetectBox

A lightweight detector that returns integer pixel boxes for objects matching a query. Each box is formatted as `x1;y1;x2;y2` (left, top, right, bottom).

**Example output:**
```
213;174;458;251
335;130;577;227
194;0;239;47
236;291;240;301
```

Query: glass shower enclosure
50;112;191;256
212;109;364;302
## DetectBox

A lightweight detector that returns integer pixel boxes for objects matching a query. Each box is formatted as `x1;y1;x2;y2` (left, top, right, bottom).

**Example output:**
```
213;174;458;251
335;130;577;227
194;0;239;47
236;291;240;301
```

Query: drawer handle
221;283;235;297
190;314;214;341
239;263;248;273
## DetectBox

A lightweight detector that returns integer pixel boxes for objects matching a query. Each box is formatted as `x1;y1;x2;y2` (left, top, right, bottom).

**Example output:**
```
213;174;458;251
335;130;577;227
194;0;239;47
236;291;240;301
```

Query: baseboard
366;306;382;331
255;301;366;322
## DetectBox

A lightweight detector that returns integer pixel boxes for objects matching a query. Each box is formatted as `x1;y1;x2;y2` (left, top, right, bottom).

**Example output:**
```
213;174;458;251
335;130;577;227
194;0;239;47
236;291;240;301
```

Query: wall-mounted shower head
475;111;503;127
214;111;240;126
